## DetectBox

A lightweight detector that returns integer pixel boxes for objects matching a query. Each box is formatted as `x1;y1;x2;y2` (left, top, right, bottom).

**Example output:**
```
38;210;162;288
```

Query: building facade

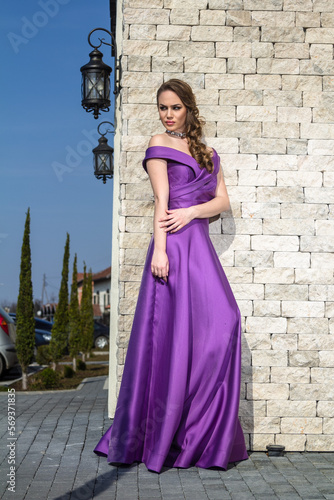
109;0;334;452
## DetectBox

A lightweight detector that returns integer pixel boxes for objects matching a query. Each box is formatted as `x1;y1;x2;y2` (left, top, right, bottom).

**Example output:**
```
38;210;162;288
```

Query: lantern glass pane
97;154;111;172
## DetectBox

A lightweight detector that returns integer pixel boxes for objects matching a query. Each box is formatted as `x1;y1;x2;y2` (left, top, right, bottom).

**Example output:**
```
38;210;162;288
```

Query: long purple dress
94;146;248;472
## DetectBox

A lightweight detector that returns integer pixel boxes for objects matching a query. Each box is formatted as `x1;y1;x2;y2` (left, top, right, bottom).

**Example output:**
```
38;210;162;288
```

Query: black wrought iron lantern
80;28;120;119
92;122;115;183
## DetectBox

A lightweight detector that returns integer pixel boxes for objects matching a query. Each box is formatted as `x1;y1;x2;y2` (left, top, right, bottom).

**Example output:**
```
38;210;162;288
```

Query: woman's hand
151;249;169;282
159;208;194;233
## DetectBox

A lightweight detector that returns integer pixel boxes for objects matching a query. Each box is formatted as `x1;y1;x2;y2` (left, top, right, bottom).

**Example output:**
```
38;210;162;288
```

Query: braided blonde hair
157;79;214;173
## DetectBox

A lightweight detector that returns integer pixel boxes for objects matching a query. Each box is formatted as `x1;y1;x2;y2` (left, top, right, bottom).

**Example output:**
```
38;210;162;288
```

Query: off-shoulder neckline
146;145;216;160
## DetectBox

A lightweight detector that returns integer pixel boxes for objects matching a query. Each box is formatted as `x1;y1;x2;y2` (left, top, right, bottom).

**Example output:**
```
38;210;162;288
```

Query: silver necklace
165;129;186;139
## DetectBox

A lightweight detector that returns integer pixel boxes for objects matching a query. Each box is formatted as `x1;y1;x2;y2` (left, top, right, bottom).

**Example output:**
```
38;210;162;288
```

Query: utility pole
41;273;49;305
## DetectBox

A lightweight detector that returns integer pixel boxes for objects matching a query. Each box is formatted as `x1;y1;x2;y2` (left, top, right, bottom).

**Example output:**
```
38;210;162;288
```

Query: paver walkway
1;376;334;499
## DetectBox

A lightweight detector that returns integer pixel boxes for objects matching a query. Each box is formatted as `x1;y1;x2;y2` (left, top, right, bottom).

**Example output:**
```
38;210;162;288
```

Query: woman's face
158;90;187;134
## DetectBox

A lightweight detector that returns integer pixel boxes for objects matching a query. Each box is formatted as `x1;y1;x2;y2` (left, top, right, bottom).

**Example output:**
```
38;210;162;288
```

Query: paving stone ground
1;376;333;500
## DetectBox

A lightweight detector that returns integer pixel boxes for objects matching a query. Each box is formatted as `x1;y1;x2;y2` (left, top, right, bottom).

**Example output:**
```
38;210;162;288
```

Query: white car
0;307;18;378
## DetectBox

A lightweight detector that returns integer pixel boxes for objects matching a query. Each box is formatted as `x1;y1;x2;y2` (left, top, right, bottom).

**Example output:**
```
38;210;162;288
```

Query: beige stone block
125;0;163;6
245;74;282;91
255;267;295;284
235;251;273;270
200;10;226;25
129;25;156;41
224;218;262;236
289;351;320;368
244;333;271;350
226;10;252;27
127;56;151;72
184;57;226;73
321;13;334;28
291;382;334;400
278;107;311;123
120;165;148;184
237;105;276;122
163;73;205;90
271;367;310;385
121;200;154;217
241;416;281;434
323;418;334;434
120;265;144;282
222;154;257;170
324;172;334;186
278;171;322;187
127;119;163;137
323;76;334;91
301;235;334;253
122;72;163;89
191;26;233;41
156;25;191;41
326;303;334;319
118;317;133;334
127;88;156;104
316;221;334;236
223;266;252;283
196;89;219;105
274;43;310;59
305;187;334;204
272;334;297;351
206;73;244;89
242;202;280;219
169;41;214;57
310;43;334;60
261;27;305;43
299;334;334;351
220;89;262;106
208;137;239;153
307;435;334;451
212;234;250;254
119;296;137;315
265;284;308;301
165;0;207;6
247;383;289;400
283;301;325;318
217;122;261;138
240;138;286;155
239;400;266;417
303;91;334;108
125;216;152;233
295;268;334;285
251;42;274;58
301;60;334;76
124;247;148;266
276;434;306;451
314;106;334;123
319;350;334;367
239;170;276;186
312;368;334;385
122;135;153;151
247;317;287;334
309;285;334;301
120;232;151;250
281;417;322;434
152;57;183;73
282;75;322;91
126;182;153;200
244;0;283;9
238;300;253;317
317;401;334;417
227;58;256;74
250;433;275;451
231;283;264;300
263;90;302;107
252;11;295;27
123;40;168;56
170;8;199;25
306;28;334;43
274;252;310;269
281;203;328;219
283;0;312;10
233;27;260;42
287;139;308;155
263;219;314;236
198;105;234;122
262;123;299;139
216;42;252;58
301;123;334;140
253;300;280;317
296;12;320;28
124;8;169;24
257;186;304;203
209;0;243;8
252;235;299;252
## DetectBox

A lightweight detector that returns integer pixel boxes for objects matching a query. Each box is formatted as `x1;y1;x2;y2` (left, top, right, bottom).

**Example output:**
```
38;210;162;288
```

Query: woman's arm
160;166;230;233
146;157;170;282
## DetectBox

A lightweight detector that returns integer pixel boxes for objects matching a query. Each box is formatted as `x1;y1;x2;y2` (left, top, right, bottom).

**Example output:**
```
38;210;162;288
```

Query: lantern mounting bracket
87;28;121;95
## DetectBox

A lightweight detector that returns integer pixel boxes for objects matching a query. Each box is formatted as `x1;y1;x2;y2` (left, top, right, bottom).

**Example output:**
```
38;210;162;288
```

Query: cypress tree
16;208;35;390
80;264;94;361
49;233;70;369
68;254;81;371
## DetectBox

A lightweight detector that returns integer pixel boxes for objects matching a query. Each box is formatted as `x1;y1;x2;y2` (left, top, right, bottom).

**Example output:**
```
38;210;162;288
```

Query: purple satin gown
94;146;248;472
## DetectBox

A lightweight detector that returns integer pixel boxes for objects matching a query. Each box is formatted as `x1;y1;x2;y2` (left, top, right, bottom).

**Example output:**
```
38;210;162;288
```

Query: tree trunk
72;357;77;371
21;371;28;391
51;361;56;371
82;353;86;362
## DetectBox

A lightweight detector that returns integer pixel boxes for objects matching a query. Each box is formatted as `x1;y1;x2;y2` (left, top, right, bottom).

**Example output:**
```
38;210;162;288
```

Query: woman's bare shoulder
148;133;169;148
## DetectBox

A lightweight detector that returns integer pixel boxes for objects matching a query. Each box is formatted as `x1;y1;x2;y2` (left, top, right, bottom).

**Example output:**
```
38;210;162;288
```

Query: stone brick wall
110;0;334;451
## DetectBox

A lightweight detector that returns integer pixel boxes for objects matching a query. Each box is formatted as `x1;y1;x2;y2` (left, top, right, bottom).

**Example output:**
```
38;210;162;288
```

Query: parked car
9;314;53;347
0;307;19;378
93;320;109;349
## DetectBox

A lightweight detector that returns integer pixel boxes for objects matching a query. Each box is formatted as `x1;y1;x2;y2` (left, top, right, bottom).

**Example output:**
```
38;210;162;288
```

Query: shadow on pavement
53;468;118;500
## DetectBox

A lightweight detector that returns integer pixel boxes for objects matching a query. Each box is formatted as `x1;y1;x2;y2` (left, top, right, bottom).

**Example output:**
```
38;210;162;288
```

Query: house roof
76;266;111;285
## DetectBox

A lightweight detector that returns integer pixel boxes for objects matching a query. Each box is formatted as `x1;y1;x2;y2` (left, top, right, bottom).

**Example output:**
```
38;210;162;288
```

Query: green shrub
63;365;74;378
35;367;61;389
35;345;52;366
77;359;86;371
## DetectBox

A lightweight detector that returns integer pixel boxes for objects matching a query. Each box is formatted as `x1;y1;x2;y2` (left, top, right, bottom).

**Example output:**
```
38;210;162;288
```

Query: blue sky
1;0;114;305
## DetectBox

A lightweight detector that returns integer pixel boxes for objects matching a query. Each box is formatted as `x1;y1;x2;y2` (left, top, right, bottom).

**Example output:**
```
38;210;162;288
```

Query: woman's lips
166;121;175;125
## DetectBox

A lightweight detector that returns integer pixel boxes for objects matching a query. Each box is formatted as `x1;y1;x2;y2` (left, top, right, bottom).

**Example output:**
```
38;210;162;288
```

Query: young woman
94;79;248;473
